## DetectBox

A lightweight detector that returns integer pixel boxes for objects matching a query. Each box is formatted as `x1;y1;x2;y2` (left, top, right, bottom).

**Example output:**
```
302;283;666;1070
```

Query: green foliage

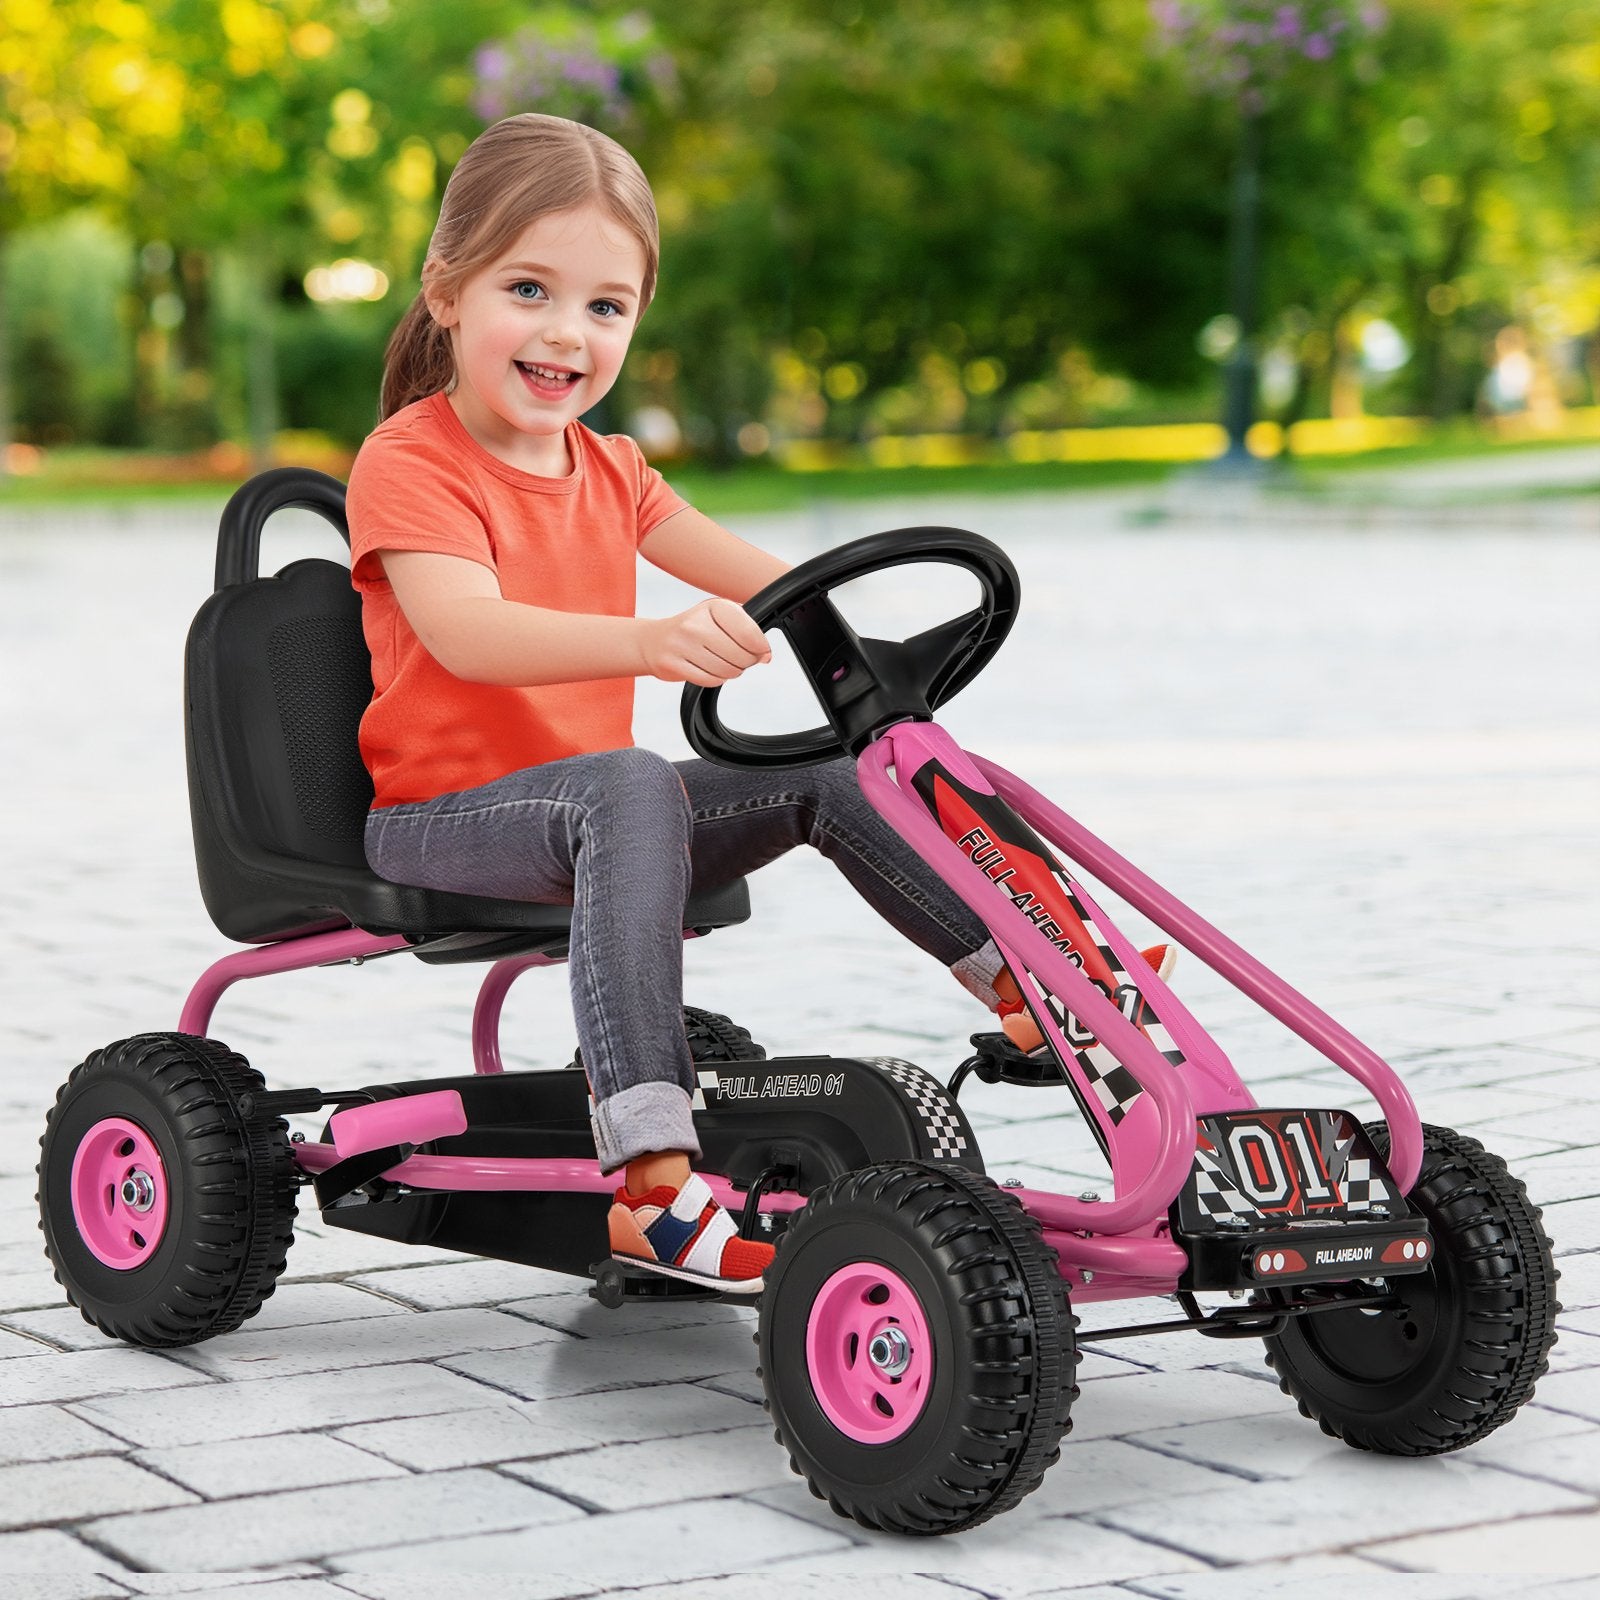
2;0;1596;461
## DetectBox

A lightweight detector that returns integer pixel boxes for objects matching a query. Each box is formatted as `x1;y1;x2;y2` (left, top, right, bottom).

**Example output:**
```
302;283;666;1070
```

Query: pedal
588;1256;728;1309
962;1030;1063;1087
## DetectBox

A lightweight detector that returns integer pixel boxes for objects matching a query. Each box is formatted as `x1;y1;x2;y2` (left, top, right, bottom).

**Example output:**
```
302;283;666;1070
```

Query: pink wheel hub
805;1261;934;1443
69;1117;170;1270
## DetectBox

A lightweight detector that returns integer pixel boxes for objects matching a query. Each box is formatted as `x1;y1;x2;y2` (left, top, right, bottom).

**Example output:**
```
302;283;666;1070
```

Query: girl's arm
380;548;770;689
638;506;791;603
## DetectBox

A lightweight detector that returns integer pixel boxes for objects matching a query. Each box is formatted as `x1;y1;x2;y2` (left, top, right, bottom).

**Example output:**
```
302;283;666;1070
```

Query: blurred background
1;0;1598;506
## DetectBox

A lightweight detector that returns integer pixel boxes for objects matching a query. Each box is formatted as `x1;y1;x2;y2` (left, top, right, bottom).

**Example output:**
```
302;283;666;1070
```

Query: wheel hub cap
805;1262;933;1443
69;1117;170;1269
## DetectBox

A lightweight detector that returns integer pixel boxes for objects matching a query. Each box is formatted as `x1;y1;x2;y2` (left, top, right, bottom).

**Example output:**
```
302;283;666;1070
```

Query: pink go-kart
38;469;1559;1536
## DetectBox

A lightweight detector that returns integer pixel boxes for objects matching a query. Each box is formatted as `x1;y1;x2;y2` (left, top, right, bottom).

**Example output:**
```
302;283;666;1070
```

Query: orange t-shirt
346;390;689;809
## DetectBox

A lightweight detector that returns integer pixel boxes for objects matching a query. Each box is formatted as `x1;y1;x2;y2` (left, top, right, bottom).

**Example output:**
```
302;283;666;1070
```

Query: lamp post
1150;2;1388;474
1219;101;1264;469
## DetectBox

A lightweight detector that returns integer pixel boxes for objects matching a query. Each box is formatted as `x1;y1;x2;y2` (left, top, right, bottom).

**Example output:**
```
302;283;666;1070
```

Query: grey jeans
364;748;1005;1172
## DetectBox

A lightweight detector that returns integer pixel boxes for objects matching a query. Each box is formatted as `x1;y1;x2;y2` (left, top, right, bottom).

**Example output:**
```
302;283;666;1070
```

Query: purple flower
475;45;509;82
1359;2;1387;30
1272;5;1301;40
1302;30;1332;58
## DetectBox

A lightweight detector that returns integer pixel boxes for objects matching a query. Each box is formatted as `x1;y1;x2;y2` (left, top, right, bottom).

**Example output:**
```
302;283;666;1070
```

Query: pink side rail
970;750;1422;1196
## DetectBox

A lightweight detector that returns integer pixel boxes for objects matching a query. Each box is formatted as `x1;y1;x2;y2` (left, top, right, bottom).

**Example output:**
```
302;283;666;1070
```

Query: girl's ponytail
379;292;456;422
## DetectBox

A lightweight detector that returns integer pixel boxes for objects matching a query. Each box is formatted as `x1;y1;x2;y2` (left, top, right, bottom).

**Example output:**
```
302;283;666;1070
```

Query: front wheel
758;1161;1077;1535
1263;1121;1559;1454
37;1033;299;1347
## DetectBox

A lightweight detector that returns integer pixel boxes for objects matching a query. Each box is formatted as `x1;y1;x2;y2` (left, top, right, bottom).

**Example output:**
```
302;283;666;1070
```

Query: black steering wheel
681;526;1019;769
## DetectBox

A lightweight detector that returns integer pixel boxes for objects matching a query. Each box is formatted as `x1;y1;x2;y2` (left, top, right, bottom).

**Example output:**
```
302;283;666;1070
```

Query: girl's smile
427;203;645;475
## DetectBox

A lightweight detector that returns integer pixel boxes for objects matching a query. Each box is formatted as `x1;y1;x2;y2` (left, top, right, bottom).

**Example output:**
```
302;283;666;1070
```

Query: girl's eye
510;281;545;301
591;300;624;319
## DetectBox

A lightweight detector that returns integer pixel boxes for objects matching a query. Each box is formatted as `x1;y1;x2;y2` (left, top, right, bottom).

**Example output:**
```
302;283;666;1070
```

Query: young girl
347;112;1171;1294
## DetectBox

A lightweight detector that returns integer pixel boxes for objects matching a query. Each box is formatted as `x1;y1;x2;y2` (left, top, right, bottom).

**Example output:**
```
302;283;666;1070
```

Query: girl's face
427;202;646;475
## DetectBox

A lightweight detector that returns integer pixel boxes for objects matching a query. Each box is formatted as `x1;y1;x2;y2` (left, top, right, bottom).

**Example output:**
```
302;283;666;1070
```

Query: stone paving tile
747;1480;1203;1580
503;1287;756;1338
0;1400;131;1465
1056;1367;1286;1442
0;1530;131;1578
1523;1364;1600;1425
157;1307;571;1380
1129;1401;1592;1483
117;1584;362;1600
331;1401;597;1470
0;1453;198;1530
1359;1506;1600;1575
556;1581;983;1600
1553;1250;1600;1308
324;1499;855;1577
334;1579;599;1600
1127;1565;1485;1599
1543;1198;1600;1257
0;1323;48;1358
0;1346;212;1408
83;1468;582;1571
112;1572;329;1593
1097;1452;1591;1565
344;1258;579;1310
440;1320;757;1402
501;1422;797;1510
332;1380;761;1469
67;1362;508;1450
131;1432;409;1497
0;1580;130;1600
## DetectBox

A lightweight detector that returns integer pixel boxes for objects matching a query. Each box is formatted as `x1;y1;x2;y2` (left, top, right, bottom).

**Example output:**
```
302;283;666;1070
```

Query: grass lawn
1;427;1595;518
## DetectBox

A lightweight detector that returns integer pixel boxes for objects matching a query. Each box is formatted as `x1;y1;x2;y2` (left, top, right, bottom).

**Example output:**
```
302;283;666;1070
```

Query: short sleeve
346;426;499;594
625;435;691;544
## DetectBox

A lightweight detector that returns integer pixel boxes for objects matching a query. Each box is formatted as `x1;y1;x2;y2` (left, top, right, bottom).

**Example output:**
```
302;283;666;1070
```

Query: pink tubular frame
854;719;1422;1301
178;718;1421;1307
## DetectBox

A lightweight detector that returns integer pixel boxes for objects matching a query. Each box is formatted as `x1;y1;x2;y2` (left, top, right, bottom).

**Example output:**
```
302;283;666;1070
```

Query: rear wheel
37;1033;299;1347
758;1161;1076;1535
1263;1121;1559;1453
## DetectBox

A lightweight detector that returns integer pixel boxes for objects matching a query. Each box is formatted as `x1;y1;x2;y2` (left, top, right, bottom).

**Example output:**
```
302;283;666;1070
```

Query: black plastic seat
183;467;749;965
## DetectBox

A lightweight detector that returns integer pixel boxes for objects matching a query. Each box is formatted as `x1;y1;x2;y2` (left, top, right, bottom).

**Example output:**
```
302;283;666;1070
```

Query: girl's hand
641;598;773;686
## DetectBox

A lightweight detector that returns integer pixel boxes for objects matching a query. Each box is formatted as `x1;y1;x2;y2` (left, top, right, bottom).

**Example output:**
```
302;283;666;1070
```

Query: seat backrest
186;556;375;869
184;469;380;940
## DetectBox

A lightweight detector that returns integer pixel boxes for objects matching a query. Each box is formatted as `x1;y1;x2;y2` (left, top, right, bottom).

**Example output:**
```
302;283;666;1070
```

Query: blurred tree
0;0;171;473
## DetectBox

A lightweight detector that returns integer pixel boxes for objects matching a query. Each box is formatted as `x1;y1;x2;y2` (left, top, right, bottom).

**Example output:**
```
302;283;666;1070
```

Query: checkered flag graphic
867;1058;971;1161
1328;1132;1395;1212
1190;1146;1262;1222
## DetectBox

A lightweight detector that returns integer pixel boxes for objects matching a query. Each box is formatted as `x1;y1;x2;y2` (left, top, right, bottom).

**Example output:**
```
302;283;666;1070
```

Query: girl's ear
422;263;459;329
425;289;459;330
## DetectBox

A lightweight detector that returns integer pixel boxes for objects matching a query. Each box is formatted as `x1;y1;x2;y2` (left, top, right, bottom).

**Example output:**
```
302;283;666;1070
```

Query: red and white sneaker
608;1171;775;1294
999;944;1178;1055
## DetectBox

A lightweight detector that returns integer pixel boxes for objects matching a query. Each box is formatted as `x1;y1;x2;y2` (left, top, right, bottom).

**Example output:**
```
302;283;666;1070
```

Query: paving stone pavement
1;463;1597;1594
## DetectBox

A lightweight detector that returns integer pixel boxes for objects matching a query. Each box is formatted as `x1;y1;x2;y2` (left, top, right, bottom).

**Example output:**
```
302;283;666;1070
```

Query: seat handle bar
215;467;350;592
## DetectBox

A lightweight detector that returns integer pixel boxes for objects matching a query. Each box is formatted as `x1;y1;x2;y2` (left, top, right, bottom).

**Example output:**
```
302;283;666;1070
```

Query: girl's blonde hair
379;113;659;421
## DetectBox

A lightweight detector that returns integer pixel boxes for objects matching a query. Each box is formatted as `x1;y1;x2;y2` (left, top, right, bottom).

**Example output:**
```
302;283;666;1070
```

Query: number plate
1177;1108;1403;1232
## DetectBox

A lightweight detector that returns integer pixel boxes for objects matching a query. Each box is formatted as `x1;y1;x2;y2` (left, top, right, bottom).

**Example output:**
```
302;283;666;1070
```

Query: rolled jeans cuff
591;1080;703;1175
949;936;1007;1010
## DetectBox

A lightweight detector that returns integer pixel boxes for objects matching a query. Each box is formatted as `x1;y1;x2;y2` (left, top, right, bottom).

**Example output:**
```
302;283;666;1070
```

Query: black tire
1263;1121;1559;1454
758;1161;1077;1536
682;1005;767;1063
37;1032;299;1347
573;1005;767;1073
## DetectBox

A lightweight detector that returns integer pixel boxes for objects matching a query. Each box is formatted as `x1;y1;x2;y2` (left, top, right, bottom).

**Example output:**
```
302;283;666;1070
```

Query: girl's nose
543;308;584;349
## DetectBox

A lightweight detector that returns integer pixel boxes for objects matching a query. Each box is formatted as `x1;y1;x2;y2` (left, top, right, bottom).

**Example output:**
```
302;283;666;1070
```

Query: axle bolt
867;1325;912;1377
